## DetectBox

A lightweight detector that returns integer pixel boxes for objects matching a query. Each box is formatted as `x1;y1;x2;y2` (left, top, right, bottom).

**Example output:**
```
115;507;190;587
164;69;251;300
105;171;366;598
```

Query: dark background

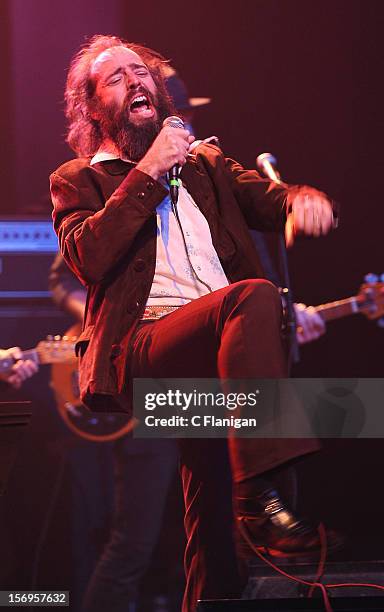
0;0;383;607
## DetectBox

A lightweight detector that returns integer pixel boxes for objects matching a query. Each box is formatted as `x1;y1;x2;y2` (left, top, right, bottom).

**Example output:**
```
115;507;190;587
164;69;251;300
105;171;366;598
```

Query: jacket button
134;258;146;272
146;181;154;190
137;191;145;199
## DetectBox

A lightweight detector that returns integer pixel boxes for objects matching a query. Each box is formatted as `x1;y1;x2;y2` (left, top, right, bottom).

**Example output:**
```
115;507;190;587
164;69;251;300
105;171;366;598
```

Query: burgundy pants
131;280;317;611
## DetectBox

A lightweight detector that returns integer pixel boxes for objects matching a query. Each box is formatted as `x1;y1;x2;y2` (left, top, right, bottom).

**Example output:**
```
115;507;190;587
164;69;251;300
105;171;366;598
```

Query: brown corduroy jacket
50;143;290;413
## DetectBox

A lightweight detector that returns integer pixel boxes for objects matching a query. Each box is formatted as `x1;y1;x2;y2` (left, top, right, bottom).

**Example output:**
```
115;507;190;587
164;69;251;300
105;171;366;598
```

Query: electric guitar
50;324;134;443
0;335;77;374
0;332;132;443
50;278;384;442
312;278;384;323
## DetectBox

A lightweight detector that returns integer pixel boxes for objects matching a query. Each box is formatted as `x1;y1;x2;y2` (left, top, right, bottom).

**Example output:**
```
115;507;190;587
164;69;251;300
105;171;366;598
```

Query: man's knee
228;279;281;309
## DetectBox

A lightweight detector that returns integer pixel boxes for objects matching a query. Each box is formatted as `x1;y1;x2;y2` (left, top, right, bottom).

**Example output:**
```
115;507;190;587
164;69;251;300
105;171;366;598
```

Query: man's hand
0;347;38;389
285;186;334;247
136;126;195;181
294;303;326;345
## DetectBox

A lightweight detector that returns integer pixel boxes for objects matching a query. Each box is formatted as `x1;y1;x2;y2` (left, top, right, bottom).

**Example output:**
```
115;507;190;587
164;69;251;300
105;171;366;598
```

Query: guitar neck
314;296;361;322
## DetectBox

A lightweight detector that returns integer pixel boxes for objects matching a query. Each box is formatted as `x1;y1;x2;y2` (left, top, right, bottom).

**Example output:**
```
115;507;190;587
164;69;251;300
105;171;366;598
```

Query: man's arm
223;155;290;231
221;151;333;241
51;166;167;286
51;126;194;286
49;252;86;322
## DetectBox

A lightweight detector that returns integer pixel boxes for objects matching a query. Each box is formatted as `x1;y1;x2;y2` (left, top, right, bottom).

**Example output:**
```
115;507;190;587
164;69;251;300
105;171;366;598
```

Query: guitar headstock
357;275;384;321
36;335;77;364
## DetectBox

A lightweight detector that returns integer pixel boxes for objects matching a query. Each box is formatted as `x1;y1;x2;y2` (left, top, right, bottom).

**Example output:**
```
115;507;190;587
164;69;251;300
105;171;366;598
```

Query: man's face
91;46;173;160
92;46;158;124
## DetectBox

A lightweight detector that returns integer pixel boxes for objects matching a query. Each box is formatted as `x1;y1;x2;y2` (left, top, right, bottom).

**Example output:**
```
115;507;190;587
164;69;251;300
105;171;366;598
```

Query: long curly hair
65;34;171;157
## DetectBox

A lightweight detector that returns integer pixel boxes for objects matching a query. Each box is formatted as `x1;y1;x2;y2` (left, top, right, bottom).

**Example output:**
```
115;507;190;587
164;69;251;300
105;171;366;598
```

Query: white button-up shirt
90;151;229;309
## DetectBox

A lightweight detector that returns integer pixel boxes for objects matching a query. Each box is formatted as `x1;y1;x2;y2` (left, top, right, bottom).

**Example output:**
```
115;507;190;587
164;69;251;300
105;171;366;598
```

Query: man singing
51;35;337;611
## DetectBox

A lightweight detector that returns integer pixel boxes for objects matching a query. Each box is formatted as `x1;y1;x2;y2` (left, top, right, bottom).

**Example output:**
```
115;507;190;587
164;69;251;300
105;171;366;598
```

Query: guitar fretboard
315;297;360;322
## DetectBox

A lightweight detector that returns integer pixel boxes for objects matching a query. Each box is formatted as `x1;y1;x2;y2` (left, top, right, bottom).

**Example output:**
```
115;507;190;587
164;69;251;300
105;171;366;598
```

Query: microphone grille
256;152;277;170
163;115;185;129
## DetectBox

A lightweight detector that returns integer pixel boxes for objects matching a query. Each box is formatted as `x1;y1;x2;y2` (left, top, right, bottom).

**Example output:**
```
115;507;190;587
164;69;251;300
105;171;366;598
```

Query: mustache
97;82;175;161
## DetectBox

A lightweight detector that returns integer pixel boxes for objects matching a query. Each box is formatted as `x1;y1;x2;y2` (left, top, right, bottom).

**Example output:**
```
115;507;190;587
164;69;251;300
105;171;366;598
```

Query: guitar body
50;324;134;442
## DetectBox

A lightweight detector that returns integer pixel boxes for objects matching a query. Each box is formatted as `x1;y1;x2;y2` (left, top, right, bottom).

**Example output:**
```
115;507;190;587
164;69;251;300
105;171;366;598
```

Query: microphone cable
238;517;384;611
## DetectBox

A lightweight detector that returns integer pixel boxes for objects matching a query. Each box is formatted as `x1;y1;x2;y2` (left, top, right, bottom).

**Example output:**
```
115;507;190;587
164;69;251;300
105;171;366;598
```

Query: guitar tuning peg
46;335;53;341
377;317;384;328
364;273;379;284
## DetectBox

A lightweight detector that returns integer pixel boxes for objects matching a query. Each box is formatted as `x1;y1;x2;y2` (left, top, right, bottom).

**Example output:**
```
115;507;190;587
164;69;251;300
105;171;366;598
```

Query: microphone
163;115;185;207
256;152;282;184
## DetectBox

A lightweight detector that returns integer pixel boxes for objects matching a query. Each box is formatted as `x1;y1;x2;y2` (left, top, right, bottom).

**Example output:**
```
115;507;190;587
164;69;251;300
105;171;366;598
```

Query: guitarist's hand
0;347;39;389
294;303;326;345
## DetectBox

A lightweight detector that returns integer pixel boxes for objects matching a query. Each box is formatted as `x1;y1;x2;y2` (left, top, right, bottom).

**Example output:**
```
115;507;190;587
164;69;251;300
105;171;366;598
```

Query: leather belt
141;305;180;320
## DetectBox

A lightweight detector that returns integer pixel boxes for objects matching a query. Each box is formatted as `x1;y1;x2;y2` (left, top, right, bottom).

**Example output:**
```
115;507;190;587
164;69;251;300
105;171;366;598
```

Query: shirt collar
90;151;137;166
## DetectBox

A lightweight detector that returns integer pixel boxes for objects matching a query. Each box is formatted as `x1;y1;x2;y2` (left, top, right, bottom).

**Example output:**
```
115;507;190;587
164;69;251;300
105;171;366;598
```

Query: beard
97;85;175;162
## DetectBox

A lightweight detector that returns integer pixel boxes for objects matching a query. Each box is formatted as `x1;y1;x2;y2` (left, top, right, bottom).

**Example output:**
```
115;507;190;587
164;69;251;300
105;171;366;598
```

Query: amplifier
0;401;32;495
197;596;384;610
0;218;58;303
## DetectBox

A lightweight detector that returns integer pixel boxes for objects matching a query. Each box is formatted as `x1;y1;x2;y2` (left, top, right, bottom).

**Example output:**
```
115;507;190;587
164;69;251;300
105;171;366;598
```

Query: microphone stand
257;156;300;370
278;233;300;369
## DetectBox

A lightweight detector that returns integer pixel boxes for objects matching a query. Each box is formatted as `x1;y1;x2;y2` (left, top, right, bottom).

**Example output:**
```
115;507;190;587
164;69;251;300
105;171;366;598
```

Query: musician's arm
49;252;86;323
